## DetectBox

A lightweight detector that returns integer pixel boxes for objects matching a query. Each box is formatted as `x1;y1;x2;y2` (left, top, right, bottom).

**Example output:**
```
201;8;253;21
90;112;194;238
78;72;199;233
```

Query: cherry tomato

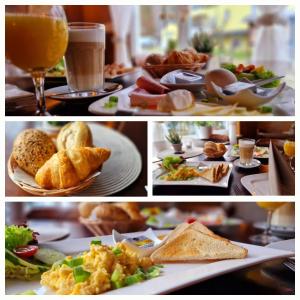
187;217;197;224
235;64;245;74
244;64;255;72
13;245;38;258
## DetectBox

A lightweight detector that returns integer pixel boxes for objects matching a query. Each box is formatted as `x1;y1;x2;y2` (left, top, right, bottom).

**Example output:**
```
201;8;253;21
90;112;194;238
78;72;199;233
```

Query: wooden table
6;208;294;295
153;148;268;196
5;122;147;196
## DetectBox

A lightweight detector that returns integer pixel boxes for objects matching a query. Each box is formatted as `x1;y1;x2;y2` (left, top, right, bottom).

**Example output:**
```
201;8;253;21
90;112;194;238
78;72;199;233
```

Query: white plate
153;161;233;188
88;84;294;116
157;148;203;159
5;230;294;295
27;223;70;243
89;85;169;116
233;158;261;169
241;173;269;195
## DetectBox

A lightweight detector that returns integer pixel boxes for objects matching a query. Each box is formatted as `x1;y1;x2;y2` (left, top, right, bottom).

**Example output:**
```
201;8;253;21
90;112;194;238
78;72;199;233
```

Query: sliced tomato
13;245;38;258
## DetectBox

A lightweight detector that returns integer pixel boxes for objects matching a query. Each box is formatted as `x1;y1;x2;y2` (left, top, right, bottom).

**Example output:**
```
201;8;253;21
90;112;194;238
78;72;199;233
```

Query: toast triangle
151;228;248;263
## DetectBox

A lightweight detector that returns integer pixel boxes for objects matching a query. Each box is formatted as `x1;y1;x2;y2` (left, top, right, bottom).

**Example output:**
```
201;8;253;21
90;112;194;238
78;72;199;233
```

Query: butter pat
158;89;195;112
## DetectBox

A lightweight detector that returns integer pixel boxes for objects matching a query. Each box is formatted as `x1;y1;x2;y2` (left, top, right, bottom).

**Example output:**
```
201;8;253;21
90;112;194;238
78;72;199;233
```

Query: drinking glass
64;22;105;92
239;138;255;166
5;5;68;115
250;202;285;245
283;140;295;172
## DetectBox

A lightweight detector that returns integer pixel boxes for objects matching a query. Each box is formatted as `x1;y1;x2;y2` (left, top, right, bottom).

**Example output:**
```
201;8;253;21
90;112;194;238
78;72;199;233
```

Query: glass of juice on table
64;22;105;92
250;202;286;245
5;5;68;115
239;138;255;166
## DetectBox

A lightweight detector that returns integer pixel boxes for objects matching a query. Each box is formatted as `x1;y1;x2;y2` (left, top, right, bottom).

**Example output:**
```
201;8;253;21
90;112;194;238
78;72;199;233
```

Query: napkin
5;84;36;115
268;142;295;195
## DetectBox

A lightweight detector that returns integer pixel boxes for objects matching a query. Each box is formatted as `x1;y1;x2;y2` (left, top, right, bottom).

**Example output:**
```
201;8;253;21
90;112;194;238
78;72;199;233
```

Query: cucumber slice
34;247;66;266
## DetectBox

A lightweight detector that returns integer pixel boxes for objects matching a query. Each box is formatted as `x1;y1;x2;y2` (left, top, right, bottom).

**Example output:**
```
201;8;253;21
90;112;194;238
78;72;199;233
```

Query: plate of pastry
7;122;142;196
153;161;232;188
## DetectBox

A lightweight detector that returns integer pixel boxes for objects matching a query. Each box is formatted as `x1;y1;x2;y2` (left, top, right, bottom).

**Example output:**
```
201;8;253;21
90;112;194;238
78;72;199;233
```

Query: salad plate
6;230;294;295
153;161;233;188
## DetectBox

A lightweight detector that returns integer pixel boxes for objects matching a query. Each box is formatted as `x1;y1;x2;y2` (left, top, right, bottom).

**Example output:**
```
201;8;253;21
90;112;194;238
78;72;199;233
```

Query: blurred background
152;121;295;156
5;201;295;243
6;5;295;78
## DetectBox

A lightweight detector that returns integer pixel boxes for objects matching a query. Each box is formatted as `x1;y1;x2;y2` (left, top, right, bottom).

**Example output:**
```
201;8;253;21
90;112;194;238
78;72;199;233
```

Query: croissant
35;147;111;189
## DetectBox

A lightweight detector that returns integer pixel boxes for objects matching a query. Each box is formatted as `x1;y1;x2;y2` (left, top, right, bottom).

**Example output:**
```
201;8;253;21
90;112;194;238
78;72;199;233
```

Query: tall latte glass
239;138;255;166
64;23;105;91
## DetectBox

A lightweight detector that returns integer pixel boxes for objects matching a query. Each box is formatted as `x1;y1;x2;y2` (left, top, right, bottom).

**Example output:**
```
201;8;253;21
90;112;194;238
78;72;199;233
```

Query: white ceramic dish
88;84;294;116
211;81;286;109
5;230;294;295
241;173;269;195
153;161;233;188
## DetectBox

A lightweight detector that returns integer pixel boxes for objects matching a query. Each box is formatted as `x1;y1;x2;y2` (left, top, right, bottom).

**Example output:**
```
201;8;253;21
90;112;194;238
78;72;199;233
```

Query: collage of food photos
4;3;296;297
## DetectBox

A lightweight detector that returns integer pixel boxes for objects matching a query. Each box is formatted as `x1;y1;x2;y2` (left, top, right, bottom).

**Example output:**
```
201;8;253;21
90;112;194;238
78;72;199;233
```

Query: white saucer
233;158;261;169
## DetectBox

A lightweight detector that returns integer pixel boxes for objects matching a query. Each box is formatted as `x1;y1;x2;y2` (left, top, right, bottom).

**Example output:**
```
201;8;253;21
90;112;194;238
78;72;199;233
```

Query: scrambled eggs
40;242;154;295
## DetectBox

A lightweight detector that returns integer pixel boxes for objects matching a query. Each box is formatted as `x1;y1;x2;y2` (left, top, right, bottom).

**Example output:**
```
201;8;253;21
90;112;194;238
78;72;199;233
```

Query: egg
205;68;237;96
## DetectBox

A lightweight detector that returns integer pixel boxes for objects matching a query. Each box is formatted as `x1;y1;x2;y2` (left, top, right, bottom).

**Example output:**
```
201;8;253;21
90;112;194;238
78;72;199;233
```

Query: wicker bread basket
143;63;205;79
7;154;97;196
79;217;146;236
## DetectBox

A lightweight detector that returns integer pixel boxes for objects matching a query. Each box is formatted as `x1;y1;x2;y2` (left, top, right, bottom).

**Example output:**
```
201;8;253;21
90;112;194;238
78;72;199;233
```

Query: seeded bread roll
12;129;56;176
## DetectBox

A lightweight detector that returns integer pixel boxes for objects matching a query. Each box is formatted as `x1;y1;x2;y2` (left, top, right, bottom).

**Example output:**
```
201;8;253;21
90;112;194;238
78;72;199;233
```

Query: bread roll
114;203;143;220
57;122;92;151
91;204;130;221
35;147;111;189
78;202;98;218
13;129;56;176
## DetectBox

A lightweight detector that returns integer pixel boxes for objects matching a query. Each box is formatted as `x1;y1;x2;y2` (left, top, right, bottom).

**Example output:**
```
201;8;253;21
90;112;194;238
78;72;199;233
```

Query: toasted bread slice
151;228;248;263
164;221;215;244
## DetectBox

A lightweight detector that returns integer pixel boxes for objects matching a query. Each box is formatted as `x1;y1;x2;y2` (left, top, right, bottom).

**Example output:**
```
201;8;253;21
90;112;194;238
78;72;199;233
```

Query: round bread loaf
56;121;92;151
78;202;98;218
91;204;130;221
114;202;143;220
13;129;56;176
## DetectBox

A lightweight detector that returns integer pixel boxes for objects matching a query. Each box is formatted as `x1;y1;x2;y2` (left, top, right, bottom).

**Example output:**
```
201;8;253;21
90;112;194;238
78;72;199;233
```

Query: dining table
153;143;274;196
5;121;147;196
6;204;295;295
5;70;142;116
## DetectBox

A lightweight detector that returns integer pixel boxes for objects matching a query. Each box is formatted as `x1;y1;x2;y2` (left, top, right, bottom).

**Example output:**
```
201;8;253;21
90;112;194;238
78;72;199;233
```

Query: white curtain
252;5;291;74
109;5;135;66
177;6;191;50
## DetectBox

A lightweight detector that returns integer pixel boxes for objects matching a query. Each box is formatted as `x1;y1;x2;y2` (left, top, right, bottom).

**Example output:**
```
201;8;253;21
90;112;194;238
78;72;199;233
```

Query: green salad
5;225;65;281
221;63;280;88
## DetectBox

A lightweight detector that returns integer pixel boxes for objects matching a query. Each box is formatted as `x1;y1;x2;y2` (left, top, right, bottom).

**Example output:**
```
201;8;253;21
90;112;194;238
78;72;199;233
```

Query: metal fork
283;258;295;272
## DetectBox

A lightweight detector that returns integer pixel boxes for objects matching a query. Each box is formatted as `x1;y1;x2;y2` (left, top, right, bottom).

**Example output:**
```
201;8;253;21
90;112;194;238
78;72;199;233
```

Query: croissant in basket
35;147;111;189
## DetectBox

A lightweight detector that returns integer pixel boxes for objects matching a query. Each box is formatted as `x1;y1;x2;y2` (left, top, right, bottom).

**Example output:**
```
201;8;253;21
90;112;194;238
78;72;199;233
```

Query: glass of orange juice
283;140;295;172
250;202;285;245
5;5;68;115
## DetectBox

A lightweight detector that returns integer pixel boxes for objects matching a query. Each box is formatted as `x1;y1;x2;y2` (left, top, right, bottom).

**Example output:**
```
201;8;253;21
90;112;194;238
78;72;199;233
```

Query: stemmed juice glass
5;5;68;115
250;202;285;245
